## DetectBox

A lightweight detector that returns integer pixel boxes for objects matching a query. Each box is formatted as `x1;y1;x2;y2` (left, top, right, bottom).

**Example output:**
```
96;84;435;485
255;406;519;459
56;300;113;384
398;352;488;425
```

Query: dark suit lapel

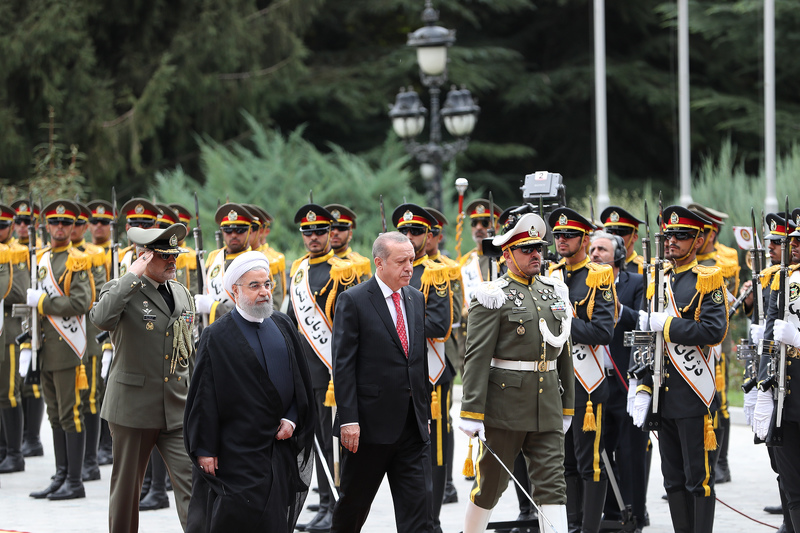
368;278;406;355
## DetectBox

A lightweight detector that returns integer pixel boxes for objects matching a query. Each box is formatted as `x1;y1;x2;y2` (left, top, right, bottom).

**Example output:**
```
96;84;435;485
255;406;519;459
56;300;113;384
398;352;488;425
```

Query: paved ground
0;387;784;532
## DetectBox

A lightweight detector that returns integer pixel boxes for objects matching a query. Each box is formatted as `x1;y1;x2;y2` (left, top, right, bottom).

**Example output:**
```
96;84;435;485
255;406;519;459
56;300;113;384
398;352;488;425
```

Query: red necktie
391;292;409;358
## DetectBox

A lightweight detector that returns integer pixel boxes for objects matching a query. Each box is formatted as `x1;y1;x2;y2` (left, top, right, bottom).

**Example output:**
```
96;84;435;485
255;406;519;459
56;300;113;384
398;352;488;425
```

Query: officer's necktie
157;284;175;314
391;292;408;357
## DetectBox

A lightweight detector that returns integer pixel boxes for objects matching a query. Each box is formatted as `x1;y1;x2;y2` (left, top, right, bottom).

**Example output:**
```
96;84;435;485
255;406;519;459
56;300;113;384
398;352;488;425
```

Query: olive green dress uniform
91;269;195;532
461;272;575;507
0;240;28;410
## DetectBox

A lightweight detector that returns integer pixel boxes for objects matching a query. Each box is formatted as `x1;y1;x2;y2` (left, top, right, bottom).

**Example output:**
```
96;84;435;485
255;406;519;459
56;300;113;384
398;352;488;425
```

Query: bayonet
379;195;387;235
194;192;209;330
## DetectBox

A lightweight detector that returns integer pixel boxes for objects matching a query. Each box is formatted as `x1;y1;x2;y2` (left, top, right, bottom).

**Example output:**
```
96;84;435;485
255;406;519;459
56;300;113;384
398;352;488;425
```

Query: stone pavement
0;386;784;532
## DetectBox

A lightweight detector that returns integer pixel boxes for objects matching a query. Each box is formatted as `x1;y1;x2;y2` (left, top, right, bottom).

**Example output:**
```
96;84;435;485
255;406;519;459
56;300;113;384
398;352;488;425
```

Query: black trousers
331;399;433;533
774;420;800;513
564;399;606;482
312;386;336;507
659;416;714;497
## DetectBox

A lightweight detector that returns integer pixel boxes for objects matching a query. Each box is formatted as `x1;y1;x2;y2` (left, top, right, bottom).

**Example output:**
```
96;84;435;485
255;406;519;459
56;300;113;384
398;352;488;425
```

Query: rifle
214;199;223;250
646;193;666;430
37;196;47;247
194;192;209;330
110;187;120;279
487;192;497;280
766;196;791;446
18;191;41;385
738;207;763;394
379;195;387;234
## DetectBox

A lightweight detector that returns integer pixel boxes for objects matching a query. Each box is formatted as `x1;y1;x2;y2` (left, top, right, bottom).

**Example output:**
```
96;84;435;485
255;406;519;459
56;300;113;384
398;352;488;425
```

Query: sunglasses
128;220;155;229
75;221;87;227
89;219;111;225
300;228;329;237
664;231;698;241
398;226;427;237
0;222;11;230
222;227;249;235
331;224;351;232
151;251;179;261
48;219;75;227
471;219;490;228
553;231;583;240
430;228;441;237
14;218;32;226
606;227;633;236
510;243;544;255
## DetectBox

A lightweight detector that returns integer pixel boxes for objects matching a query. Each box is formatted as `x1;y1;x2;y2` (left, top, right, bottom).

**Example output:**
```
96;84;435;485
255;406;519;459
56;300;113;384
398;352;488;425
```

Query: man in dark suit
330;231;436;533
589;230;649;531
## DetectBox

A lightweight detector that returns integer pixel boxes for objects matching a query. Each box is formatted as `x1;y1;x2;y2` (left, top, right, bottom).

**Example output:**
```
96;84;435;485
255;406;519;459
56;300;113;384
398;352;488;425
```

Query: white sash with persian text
39;252;86;360
427;339;445;384
549;267;606;393
290;258;333;370
784;269;800;337
461;252;484;304
205;250;232;306
663;277;715;407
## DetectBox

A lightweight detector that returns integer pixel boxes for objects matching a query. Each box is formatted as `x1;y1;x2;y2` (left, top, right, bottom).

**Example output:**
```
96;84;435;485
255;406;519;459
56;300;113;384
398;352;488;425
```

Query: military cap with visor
74;201;91;225
688;203;728;233
548;207;595;237
465;199;503;220
127;223;188;255
0;203;15;226
42;199;82;225
790;208;800;238
215;203;254;228
168;203;192;227
119;198;160;227
600;206;643;232
764;212;795;241
424;207;448;236
11;200;40;224
391;203;437;231
87;200;114;223
325;204;357;230
294;204;335;232
156;204;180;228
493;213;548;251
242;204;271;229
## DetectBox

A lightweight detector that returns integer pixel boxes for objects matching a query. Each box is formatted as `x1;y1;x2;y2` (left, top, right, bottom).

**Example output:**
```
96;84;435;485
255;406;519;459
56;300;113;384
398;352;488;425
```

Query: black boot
565;474;582;533
780;484;795;533
48;431;86;500
21;396;44;457
0;415;6;462
0;406;25;473
298;490;330;532
666;491;692;533
693;494;715;532
306;508;333;533
81;412;101;481
140;450;170;510
443;424;458;504
581;479;607;533
30;426;67;498
97;418;113;465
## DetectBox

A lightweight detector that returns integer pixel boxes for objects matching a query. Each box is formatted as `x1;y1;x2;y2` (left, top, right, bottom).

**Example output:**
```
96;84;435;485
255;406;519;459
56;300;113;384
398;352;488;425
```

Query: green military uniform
90;223;195;532
462;272;575;507
0;238;20;472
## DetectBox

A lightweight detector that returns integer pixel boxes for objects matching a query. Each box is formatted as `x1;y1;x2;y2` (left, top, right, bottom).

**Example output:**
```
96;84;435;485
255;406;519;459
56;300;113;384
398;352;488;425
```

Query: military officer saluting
631;205;727;533
26;200;94;501
288;203;363;532
117;198;160;276
547;207;616;533
90;222;195;532
459;212;573;533
325;203;372;279
243;204;287;309
194;203;254;323
601;206;645;275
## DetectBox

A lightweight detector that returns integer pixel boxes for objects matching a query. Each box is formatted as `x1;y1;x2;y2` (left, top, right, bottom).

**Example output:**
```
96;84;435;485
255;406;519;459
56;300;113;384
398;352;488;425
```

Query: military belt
490;358;557;372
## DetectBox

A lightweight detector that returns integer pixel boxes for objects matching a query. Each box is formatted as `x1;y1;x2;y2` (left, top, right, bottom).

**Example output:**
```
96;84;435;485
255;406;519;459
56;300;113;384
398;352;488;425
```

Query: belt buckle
538;360;547;372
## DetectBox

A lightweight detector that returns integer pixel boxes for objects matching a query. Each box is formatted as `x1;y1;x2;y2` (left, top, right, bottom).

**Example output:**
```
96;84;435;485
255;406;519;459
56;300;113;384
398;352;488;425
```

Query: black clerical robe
184;309;315;533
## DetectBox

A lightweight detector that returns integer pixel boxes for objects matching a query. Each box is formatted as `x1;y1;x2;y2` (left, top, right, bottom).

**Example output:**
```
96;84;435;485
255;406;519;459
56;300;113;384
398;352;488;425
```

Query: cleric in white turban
184;250;316;533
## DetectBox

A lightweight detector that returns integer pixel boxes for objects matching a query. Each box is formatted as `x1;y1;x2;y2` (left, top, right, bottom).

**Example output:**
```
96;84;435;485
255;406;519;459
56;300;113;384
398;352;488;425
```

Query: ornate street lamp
387;0;479;211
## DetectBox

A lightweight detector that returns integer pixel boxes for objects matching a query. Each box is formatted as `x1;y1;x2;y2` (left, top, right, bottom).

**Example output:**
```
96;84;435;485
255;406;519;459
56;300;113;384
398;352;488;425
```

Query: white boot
463;500;493;533
538;504;568;533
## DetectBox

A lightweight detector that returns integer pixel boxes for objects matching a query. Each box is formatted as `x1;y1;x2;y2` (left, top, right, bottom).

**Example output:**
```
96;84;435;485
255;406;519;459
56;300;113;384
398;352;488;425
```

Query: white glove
458;418;486;441
562;415;572;434
743;388;758;426
19;348;32;378
750;323;766;344
753;390;775;440
194;294;215;315
637;310;648;331
627;378;639;415
649;311;668;333
101;349;113;380
632;391;651;428
774;319;800;349
26;288;46;308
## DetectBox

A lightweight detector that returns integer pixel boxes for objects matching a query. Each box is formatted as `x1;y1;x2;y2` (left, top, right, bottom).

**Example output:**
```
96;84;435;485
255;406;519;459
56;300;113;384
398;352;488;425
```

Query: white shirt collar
375;272;399;299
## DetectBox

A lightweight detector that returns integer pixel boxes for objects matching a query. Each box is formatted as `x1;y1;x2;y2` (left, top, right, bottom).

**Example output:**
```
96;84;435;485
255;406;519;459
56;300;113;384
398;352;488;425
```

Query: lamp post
388;0;479;212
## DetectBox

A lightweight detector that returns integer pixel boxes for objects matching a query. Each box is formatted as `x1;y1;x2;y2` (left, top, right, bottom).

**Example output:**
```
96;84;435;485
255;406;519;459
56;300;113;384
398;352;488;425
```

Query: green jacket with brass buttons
461;272;574;432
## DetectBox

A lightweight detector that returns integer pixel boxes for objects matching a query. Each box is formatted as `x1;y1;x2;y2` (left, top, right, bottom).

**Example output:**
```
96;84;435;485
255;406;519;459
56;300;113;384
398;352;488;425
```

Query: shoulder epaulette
36;246;51;261
290;254;310;278
548;258;567;275
7;242;27;264
66;247;92;272
585;262;614;288
692;264;724;294
176;248;197;270
474;279;508;309
347;253;372;279
760;264;781;289
772;264;800;290
421;259;457;287
259;246;287;276
538;275;571;304
204;248;222;269
81;243;108;268
327;256;361;285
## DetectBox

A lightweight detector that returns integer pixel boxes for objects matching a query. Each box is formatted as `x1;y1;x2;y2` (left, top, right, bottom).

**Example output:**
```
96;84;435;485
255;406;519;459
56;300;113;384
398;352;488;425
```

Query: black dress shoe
509;510;538;533
297;509;327;532
306;510;333;532
140;490;170;510
443;482;458;504
82;464;101;482
47;480;86;500
715;466;731;484
0;453;25;473
306;503;321;512
765;505;784;515
777;524;788;533
21;440;44;458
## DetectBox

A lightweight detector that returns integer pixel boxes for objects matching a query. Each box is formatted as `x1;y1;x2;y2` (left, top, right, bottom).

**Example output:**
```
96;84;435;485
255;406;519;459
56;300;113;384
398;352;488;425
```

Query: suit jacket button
165;355;169;360
164;377;169;382
166;332;170;336
665;387;669;392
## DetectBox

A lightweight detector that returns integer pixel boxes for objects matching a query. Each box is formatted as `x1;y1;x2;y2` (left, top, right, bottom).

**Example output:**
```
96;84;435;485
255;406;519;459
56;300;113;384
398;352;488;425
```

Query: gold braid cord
171;287;196;374
420;261;460;342
455;212;465;261
577;263;614;321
